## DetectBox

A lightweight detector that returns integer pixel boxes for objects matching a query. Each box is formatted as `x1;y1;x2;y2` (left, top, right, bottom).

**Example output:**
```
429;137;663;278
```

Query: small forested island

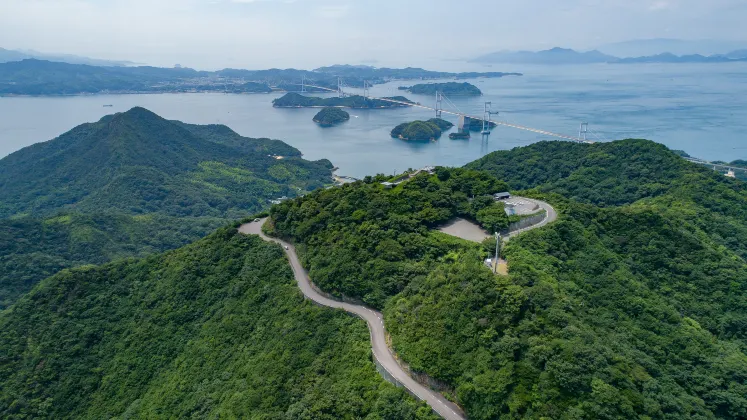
273;92;413;109
400;82;483;96
391;118;454;141
449;131;470;139
313;107;350;126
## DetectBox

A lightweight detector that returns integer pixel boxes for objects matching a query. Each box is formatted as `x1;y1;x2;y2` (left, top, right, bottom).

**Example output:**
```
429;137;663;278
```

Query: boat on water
103;104;113;107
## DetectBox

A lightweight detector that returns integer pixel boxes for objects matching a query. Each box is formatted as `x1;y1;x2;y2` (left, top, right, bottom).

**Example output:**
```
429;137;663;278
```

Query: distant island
0;59;521;97
273;93;413;109
391;118;453;141
399;82;482;96
471;46;747;65
449;132;470;139
466;118;497;131
313;107;350;126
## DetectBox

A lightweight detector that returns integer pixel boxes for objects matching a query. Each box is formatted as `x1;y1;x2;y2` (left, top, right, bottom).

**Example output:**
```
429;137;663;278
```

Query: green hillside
270;140;747;419
0;107;333;308
0;213;225;309
0;107;332;218
467;139;747;258
0;226;437;419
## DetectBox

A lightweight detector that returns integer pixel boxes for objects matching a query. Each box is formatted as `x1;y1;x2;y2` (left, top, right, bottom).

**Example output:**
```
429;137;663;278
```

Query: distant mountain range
596;38;747;58
0;47;134;66
471;47;747;65
472;48;617;65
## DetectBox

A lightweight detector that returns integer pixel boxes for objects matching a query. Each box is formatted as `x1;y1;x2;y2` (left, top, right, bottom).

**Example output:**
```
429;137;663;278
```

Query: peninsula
0;59;520;97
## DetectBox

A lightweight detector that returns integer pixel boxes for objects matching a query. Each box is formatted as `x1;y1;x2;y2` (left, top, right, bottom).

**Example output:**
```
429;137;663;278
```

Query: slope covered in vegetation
270;140;747;419
0;107;333;307
0;213;225;309
0;226;437;419
268;168;509;308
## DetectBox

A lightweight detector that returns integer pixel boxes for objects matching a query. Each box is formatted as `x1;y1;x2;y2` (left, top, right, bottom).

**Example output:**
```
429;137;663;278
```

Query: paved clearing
438;196;557;243
438;218;492;242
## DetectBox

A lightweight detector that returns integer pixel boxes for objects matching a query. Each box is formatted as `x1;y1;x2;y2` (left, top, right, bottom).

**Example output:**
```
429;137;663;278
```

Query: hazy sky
2;0;746;69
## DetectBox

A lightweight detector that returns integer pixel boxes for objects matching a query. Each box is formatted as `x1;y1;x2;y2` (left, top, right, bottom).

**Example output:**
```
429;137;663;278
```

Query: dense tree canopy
271;139;747;419
0;226;438;419
0;107;333;308
269;167;509;308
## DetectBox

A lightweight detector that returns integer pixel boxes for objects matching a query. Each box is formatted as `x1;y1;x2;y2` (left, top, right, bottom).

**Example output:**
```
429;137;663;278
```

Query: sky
1;0;747;70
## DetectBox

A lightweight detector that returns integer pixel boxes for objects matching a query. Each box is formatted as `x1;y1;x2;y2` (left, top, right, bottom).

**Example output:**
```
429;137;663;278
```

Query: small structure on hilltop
270;196;289;205
381;182;396;189
494;192;511;200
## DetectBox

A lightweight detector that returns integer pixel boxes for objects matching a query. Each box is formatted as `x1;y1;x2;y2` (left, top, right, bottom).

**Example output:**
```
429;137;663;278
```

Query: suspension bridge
283;76;743;177
296;76;596;144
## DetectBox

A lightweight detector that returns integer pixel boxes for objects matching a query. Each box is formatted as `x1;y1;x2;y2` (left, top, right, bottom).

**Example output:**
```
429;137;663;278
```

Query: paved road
438;197;558;243
239;219;466;420
505;197;557;241
239;199;556;419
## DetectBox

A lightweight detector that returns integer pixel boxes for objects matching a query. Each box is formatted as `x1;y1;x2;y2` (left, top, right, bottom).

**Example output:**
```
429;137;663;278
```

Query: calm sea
1;63;745;178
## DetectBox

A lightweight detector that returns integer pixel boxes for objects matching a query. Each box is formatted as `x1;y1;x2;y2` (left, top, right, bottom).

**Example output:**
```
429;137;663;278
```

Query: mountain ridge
0;107;333;308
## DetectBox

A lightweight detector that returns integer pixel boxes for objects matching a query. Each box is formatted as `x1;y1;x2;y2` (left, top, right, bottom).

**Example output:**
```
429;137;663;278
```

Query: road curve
505;197;557;241
239;198;557;419
239;219;466;420
438;197;558;243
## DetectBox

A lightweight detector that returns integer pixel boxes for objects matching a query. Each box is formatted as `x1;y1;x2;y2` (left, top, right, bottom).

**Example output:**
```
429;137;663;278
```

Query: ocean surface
1;63;746;178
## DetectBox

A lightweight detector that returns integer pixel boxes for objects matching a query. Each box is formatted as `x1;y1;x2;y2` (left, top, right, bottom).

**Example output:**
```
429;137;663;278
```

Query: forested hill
0;107;333;308
0;106;331;218
0;225;437;419
270;140;747;418
467;139;747;257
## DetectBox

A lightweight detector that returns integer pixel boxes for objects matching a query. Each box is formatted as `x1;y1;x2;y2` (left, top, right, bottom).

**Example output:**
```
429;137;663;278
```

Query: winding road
238;197;556;419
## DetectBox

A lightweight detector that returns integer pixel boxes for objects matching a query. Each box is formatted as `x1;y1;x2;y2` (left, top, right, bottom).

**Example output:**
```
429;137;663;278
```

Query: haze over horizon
2;0;747;70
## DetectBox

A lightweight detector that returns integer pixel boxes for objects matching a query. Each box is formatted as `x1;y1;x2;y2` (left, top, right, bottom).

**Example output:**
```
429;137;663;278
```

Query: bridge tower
337;77;344;98
301;74;306;93
482;102;498;134
435;92;443;118
579;122;589;142
363;80;370;98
